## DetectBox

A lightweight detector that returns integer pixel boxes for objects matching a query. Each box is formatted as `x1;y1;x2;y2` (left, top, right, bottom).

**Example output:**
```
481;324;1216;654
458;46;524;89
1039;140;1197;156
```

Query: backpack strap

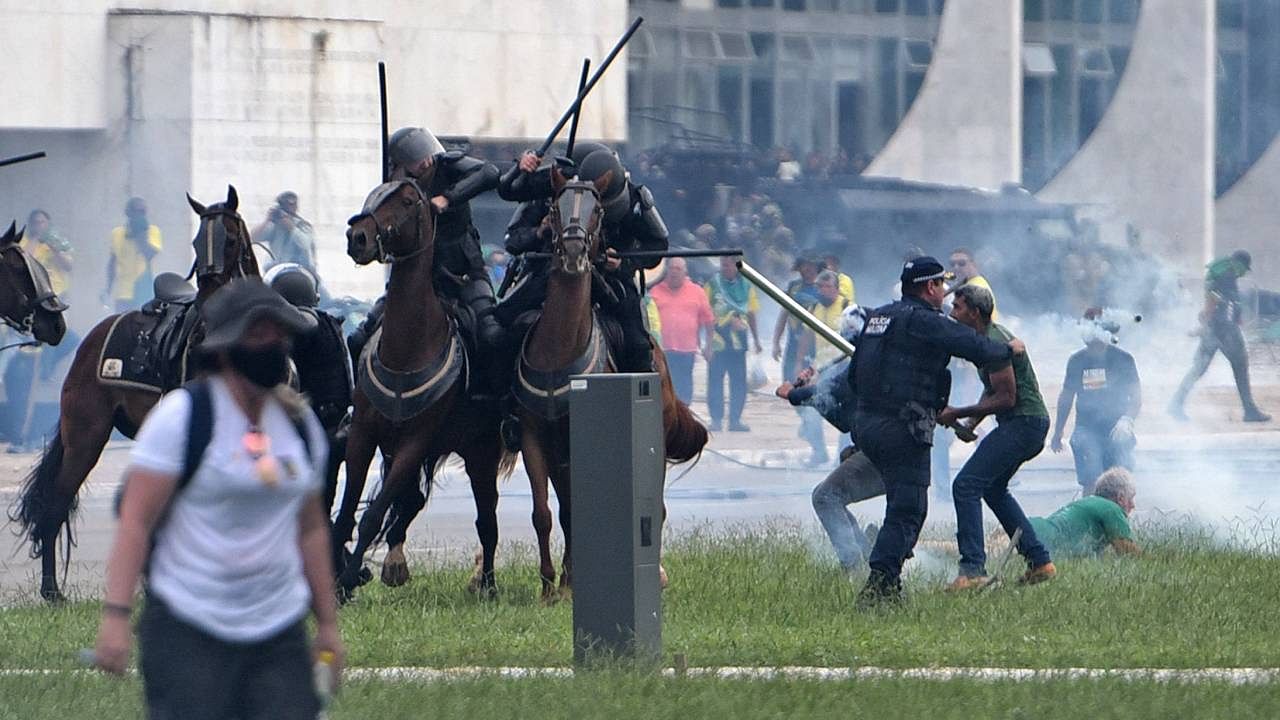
178;379;214;490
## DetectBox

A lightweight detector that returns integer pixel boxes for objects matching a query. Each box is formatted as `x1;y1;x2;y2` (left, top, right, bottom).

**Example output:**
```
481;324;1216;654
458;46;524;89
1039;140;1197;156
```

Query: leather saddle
137;273;200;388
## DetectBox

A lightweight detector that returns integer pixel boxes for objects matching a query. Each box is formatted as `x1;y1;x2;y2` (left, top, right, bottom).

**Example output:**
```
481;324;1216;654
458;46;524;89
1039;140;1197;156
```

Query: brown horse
10;186;259;602
337;177;512;599
515;168;707;601
0;221;68;347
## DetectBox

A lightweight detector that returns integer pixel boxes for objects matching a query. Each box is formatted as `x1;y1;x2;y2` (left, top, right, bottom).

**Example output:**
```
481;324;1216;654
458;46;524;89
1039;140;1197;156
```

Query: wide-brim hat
198;277;316;351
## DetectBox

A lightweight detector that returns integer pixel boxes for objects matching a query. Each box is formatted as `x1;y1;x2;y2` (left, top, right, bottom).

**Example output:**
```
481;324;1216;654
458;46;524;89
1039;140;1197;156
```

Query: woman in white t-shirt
93;278;343;720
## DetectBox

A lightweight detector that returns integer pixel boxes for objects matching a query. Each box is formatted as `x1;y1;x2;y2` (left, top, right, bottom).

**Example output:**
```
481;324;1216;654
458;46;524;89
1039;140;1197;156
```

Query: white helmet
840;304;867;342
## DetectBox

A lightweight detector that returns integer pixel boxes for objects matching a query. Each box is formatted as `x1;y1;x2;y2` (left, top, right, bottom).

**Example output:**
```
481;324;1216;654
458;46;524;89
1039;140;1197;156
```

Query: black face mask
227;343;290;389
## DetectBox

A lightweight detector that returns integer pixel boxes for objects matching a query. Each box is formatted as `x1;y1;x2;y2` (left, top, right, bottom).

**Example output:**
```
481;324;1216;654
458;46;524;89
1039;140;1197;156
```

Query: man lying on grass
1028;467;1141;557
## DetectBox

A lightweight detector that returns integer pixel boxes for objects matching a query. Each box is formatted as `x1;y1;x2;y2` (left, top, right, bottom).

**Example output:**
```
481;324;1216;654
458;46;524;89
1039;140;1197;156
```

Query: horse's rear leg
40;393;115;602
462;443;501;598
380;457;433;588
521;429;557;602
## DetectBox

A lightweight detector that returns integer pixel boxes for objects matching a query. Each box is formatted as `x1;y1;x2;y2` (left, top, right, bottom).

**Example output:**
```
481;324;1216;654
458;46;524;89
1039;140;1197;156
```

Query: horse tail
497;448;520;481
8;427;74;560
664;397;708;465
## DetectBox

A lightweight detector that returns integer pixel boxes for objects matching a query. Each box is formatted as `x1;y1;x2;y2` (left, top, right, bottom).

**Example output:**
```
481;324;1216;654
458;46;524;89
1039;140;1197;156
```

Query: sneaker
728;422;751;432
708;419;722;432
1244;408;1272;423
1019;561;1056;586
946;574;992;592
855;573;904;610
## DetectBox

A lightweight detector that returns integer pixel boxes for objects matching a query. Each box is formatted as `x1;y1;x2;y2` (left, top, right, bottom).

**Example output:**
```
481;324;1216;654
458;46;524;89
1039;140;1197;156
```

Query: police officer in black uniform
494;144;667;374
348;126;504;381
851;257;1013;606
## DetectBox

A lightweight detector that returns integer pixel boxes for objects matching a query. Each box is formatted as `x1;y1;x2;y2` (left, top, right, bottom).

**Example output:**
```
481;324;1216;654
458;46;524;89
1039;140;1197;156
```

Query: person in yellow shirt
821;251;856;305
20;209;72;297
106;197;163;313
705;256;762;432
949;247;997;319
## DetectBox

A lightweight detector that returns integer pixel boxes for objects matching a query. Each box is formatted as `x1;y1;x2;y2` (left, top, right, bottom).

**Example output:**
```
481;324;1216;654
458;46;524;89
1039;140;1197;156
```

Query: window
750;32;776;60
1077;46;1114;76
651;28;677;58
630;28;656;59
684;30;720;59
905;0;929;15
1024;0;1045;21
782;0;807;9
878;38;900;131
1218;0;1245;29
875;0;900;12
903;39;933;69
717;0;745;7
1080;0;1103;23
1023;42;1057;76
1109;0;1138;23
1050;0;1073;20
718;66;745;140
782;35;816;62
719;32;752;59
834;38;866;68
750;76;775;147
751;0;775;7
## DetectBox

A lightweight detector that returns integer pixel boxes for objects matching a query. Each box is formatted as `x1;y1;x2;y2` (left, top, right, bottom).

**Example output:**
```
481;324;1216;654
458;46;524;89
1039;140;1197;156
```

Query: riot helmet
388;127;445;169
577;149;629;223
264;262;321;308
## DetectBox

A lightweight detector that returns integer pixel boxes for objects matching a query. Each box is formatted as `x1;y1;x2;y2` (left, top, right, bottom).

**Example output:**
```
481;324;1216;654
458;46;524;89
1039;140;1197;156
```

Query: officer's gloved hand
1110;416;1137;447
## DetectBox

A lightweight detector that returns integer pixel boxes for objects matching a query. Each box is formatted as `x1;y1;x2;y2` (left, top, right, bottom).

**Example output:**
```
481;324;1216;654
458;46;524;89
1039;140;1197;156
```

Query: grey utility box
569;372;665;665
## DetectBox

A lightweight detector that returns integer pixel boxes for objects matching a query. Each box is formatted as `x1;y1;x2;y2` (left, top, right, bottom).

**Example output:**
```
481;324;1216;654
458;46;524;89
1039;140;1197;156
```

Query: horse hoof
381;560;411;588
467;575;498;600
357;565;374;587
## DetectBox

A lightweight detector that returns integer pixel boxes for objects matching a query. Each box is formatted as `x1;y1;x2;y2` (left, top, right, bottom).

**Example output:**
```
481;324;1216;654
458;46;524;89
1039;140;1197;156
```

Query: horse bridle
349;185;431;264
189;208;255;280
0;243;63;336
548;181;605;275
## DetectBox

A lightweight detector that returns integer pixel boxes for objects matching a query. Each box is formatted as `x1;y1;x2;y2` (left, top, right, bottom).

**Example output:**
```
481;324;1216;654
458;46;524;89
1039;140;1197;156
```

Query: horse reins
372;197;430;264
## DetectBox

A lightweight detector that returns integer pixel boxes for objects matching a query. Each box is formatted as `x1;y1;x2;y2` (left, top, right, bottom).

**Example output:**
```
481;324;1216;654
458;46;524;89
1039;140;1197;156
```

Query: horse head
548;166;611;276
346;179;435;266
187;185;259;284
0;221;68;345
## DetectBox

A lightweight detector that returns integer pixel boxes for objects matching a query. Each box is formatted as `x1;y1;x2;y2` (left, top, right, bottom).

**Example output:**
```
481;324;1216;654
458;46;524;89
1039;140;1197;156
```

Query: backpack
114;379;314;539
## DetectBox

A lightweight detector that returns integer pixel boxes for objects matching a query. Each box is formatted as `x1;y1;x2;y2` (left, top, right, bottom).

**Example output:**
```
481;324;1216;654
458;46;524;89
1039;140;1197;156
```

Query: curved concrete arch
1216;131;1280;279
865;0;1020;190
1038;1;1215;271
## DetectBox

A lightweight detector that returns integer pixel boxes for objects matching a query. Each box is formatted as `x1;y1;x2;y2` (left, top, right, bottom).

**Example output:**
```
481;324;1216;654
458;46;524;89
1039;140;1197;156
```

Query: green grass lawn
3;674;1280;720
3;522;1279;671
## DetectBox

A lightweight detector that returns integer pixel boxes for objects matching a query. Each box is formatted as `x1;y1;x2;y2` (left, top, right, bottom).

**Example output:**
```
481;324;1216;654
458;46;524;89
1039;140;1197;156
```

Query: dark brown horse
336;177;512;598
10;186;258;602
0;221;68;346
516;168;707;601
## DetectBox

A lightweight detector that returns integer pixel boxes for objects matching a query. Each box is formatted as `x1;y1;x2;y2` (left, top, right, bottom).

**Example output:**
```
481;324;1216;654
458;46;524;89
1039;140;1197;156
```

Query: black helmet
577;149;630;223
569;142;611;168
264;263;320;308
388;127;444;168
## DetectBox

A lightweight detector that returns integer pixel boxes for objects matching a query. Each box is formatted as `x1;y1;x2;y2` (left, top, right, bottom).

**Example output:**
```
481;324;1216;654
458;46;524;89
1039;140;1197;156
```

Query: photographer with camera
254;191;318;274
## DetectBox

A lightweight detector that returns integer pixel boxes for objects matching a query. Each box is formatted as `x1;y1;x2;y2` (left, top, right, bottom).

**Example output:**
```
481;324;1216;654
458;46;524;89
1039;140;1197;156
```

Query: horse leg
333;415;377;580
339;444;429;599
521;427;557;602
380;456;433;588
549;456;572;600
462;442;501;598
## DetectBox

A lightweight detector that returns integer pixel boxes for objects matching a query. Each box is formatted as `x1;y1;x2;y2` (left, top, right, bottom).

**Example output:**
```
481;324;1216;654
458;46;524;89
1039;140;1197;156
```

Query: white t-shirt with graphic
128;377;327;643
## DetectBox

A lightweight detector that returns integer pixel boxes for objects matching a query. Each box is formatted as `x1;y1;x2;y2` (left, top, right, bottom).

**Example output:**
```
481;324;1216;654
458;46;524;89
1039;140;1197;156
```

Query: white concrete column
1216;135;1280;279
1038;0;1216;273
865;0;1020;189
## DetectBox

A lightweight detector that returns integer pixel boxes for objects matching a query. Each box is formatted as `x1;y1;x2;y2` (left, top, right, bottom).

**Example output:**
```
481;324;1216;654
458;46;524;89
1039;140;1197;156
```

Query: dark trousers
139;596;319;720
1173;320;1260;412
667;351;696;405
856;412;931;588
706;349;747;424
952;415;1052;576
1070;422;1134;492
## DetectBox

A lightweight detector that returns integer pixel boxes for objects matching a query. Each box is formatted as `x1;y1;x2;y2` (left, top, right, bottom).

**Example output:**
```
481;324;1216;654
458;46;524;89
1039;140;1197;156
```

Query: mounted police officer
348;126;503;386
495;144;667;374
850;257;1013;607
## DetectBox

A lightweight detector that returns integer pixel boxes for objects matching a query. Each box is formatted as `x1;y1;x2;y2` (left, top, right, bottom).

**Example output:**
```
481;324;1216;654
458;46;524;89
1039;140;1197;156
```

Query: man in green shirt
938;285;1055;589
1031;467;1140;557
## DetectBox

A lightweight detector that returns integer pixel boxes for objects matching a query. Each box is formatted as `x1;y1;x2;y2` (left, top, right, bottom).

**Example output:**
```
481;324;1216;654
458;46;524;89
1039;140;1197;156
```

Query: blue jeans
811;450;885;569
666;351;695;404
953;415;1052;577
1070;423;1135;492
856;412;931;588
